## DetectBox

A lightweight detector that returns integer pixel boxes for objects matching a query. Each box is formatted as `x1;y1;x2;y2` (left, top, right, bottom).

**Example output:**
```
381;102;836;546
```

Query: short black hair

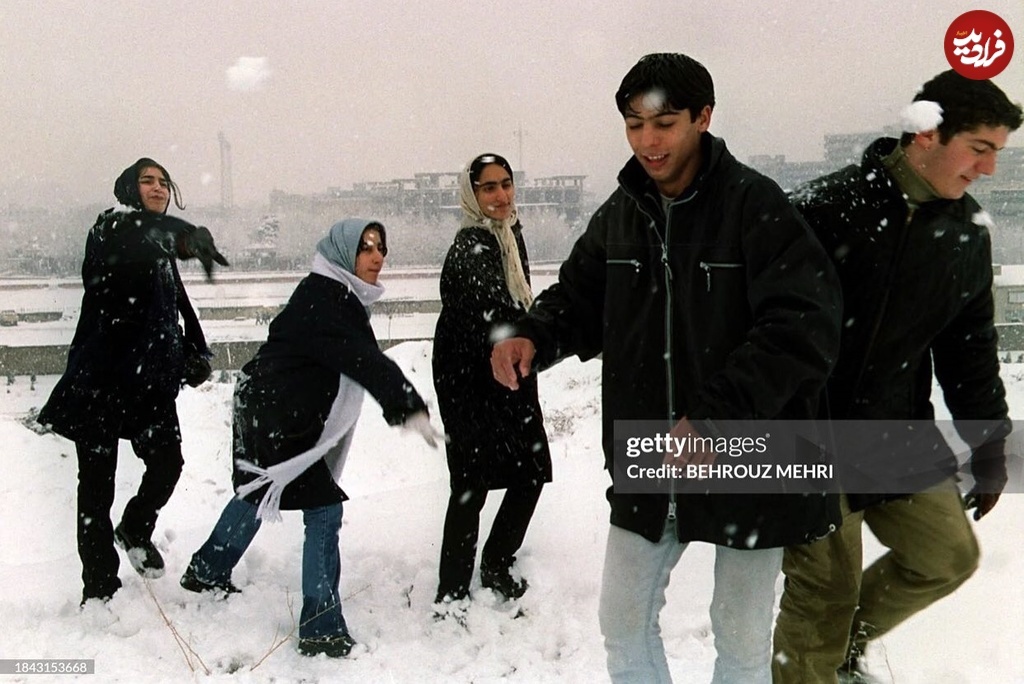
899;70;1023;145
615;53;715;122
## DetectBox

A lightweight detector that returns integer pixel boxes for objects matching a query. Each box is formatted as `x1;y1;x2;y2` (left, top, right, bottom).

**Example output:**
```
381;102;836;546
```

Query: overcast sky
1;0;1022;208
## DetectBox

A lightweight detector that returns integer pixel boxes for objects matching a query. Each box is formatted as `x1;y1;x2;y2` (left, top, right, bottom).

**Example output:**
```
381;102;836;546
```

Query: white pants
598;521;783;684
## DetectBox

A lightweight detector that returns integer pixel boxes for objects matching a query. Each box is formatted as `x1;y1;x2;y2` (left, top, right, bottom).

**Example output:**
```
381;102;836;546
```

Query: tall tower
218;131;234;210
513;123;526;171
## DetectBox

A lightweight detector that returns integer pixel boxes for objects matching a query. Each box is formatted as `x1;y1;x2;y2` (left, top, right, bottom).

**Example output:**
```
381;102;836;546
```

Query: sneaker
180;566;240;596
297;633;357;658
480;560;528;600
113;524;165;579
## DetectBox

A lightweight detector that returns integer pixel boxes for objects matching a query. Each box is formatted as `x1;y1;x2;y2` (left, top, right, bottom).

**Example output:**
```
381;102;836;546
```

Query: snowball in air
899;100;943;133
226;57;271;92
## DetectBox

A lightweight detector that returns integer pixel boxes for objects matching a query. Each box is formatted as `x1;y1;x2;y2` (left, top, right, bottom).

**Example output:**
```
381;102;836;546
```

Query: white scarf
234;253;384;522
458;171;534;310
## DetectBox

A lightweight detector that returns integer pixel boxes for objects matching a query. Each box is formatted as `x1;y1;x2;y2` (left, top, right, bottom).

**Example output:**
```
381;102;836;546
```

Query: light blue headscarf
311;218;386;307
238;217;387;521
316;218;377;273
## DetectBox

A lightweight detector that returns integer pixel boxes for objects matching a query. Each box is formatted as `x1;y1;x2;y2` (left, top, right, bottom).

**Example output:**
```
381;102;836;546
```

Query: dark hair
113;157;185;212
899;70;1023;145
359;221;388;257
468;153;514;187
615;53;715;122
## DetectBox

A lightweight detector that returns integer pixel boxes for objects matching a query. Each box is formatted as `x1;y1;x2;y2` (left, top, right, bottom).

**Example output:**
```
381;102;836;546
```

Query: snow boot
480;559;528;600
298;633;357;658
179;566;240;596
113;524;165;579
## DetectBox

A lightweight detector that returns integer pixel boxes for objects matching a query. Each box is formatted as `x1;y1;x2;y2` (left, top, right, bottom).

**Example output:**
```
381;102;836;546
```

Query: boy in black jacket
493;53;843;684
773;71;1022;684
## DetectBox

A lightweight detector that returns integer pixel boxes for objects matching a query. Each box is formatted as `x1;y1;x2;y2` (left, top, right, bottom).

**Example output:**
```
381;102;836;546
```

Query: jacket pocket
608;258;644;288
698;261;743;292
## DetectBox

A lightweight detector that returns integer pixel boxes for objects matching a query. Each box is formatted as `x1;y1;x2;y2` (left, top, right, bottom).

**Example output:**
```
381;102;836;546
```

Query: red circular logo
945;10;1014;79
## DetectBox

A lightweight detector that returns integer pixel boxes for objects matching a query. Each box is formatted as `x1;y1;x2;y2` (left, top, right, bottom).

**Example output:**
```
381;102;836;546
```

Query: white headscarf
458;163;534;310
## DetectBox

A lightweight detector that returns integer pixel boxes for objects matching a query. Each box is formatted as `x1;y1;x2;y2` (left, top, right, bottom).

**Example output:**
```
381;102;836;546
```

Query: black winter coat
433;225;553;491
232;274;427;510
792;137;1011;509
517;134;844;547
38;209;207;445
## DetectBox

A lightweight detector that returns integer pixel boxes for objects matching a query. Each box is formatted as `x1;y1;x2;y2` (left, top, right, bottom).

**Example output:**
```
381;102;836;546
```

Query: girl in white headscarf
432;154;552;613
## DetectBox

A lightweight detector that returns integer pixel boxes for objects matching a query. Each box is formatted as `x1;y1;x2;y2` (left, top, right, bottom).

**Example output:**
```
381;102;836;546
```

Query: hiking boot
180;566;240;596
113;524;165;579
480;560;528;600
297;633;357;658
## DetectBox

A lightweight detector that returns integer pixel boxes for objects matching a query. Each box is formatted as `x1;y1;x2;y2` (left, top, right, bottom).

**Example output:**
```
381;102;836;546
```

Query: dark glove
182;353;213;388
964;440;1008;520
178;226;230;279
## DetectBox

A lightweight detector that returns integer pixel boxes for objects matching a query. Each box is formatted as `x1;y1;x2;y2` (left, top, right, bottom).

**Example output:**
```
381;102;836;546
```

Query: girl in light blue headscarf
182;218;441;659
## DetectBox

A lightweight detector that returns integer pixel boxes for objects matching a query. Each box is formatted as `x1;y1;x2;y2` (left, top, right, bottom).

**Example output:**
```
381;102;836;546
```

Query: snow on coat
232;273;427;511
432;224;553;491
38;208;206;445
516;133;844;549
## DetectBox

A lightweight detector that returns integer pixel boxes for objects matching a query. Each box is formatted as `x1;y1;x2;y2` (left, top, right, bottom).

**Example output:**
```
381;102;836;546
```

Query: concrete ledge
0;337;431;376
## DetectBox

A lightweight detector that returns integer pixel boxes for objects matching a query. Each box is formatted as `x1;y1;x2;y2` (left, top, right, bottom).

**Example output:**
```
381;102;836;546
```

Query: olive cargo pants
772;478;979;683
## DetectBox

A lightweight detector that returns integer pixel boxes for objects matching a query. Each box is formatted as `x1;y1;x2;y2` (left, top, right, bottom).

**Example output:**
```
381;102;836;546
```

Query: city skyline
2;1;1022;209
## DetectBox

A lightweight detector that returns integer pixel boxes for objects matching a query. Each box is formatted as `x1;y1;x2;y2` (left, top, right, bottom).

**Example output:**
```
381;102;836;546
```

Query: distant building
270;170;587;222
747;129;1024;265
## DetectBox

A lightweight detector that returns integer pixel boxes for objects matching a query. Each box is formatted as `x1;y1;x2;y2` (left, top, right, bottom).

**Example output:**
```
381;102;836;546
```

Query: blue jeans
598;521;783;684
188;497;348;639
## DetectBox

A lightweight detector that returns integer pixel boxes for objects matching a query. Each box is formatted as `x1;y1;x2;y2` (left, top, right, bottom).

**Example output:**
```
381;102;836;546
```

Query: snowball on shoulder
899;100;943;134
972;210;995;229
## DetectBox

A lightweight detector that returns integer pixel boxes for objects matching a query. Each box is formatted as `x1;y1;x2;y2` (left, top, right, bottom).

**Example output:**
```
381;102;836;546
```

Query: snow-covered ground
1;344;1022;683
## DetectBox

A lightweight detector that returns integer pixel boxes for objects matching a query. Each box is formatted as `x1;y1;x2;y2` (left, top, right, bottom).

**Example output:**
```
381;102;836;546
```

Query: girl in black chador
38;157;227;604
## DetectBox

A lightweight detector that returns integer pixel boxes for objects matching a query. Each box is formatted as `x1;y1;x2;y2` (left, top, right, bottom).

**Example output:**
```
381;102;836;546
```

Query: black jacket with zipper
793;137;1011;510
232;273;427;510
516;133;844;547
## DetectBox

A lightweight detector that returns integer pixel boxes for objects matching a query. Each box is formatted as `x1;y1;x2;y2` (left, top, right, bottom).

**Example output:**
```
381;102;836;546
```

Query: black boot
180;566;240;596
114;524;165;579
298;633;357;658
480;558;528;600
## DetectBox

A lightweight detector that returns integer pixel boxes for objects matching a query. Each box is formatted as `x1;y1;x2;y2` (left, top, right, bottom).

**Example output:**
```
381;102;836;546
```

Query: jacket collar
617;132;722;214
860;137;972;217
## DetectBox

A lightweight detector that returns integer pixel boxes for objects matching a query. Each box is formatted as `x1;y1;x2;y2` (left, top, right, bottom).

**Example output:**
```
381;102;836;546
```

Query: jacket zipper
621;185;697;526
662;237;678;522
607;258;643;272
653;195;695;523
699;261;743;292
